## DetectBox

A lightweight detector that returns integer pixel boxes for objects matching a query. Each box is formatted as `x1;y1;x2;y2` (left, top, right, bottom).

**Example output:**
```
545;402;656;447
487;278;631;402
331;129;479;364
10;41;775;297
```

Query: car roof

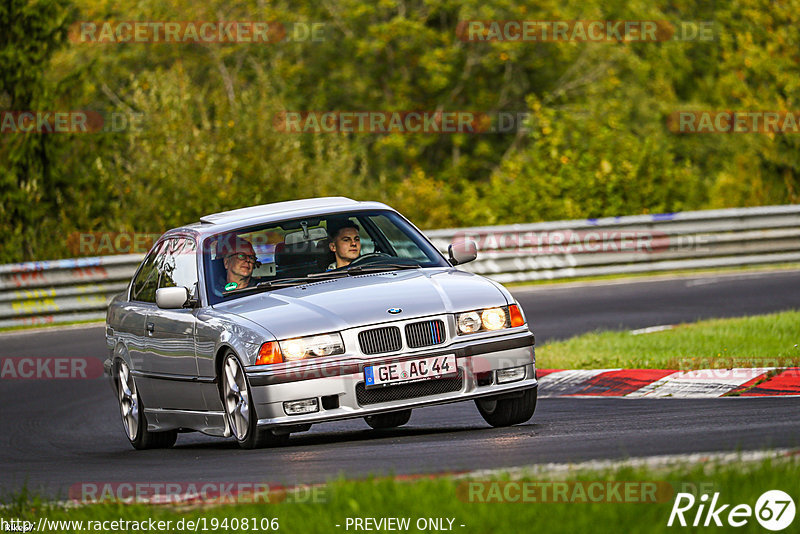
163;197;398;239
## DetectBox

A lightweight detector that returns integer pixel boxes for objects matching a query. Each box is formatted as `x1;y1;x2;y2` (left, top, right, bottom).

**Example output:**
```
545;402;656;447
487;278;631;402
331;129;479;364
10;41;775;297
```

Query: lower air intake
355;370;464;405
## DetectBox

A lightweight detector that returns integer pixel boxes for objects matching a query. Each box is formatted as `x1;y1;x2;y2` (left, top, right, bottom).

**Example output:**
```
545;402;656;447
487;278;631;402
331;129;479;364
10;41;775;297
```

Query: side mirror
156;287;190;309
448;240;478;266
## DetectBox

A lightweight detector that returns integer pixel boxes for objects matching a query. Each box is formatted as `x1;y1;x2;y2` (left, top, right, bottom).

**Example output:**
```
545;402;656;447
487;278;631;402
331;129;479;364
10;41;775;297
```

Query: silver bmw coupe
105;197;537;449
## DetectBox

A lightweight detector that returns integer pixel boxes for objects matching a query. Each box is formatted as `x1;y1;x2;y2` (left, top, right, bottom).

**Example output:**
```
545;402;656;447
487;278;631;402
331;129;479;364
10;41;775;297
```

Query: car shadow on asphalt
168;423;538;450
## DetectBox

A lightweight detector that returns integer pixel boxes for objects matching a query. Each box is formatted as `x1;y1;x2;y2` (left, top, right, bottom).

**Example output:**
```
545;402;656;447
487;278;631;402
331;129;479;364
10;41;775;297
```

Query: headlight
481;308;507;330
457;311;482;334
456;304;525;335
279;332;345;361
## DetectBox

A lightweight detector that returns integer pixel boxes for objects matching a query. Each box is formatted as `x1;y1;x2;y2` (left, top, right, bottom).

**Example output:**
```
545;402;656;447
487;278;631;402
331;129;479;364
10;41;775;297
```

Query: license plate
364;354;457;389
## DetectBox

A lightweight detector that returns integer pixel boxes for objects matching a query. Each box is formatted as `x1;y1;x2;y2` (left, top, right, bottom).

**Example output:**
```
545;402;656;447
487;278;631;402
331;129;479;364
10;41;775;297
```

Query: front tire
475;388;537;427
115;360;177;450
221;352;288;449
364;409;412;429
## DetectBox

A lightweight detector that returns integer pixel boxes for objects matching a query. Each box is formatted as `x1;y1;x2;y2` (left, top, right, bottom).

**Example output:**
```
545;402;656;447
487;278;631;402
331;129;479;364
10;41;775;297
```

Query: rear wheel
221;352;288;449
116;360;177;449
364;409;412;429
475;388;537;427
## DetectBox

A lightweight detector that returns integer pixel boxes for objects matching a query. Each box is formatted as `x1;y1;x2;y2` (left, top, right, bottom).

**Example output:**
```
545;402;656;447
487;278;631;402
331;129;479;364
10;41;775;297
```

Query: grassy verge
4;455;799;534
0;319;104;334
536;310;800;370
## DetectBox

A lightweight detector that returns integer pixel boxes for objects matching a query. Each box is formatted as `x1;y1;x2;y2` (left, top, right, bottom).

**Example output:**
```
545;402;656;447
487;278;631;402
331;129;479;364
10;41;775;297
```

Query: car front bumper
244;331;537;428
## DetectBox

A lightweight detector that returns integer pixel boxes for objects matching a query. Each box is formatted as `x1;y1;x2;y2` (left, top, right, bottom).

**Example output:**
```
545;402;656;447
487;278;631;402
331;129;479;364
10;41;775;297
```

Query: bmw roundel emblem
388;308;402;314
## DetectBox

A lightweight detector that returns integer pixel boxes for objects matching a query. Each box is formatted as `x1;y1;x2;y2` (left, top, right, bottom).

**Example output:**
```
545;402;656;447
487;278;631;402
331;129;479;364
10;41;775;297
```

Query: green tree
0;0;71;259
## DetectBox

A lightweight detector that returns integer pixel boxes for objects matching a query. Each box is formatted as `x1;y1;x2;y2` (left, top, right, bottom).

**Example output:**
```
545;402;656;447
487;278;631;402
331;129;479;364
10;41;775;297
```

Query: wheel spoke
225;360;239;390
223;356;250;441
117;367;128;401
117;362;139;440
239;398;249;422
234;403;247;438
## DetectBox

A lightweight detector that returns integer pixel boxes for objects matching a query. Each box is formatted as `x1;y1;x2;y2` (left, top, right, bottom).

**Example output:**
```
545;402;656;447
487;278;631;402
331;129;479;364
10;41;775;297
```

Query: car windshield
203;210;449;304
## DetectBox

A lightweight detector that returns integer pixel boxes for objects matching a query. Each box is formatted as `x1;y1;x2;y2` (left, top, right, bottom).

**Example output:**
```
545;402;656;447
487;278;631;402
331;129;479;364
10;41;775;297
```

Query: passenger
218;237;259;291
327;222;362;270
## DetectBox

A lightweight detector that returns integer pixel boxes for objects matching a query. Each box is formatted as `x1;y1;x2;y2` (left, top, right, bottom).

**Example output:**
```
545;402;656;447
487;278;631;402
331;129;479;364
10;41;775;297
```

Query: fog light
283;398;319;415
496;366;526;384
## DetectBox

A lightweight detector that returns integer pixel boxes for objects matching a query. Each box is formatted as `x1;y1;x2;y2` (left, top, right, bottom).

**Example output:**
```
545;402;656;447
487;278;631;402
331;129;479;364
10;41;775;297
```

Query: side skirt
143;408;228;437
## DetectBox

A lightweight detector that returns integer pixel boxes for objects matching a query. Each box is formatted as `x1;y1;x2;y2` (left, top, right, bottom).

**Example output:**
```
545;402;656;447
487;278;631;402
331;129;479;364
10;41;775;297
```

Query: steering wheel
348;252;391;267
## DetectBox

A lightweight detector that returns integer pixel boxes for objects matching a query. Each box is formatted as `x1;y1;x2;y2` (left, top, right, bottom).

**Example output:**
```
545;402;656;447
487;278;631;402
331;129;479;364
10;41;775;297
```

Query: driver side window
130;242;165;303
369;215;429;261
158;238;198;295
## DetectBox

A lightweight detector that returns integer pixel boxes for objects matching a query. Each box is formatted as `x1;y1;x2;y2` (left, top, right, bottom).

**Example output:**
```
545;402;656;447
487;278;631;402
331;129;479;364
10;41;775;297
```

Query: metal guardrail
1;205;799;328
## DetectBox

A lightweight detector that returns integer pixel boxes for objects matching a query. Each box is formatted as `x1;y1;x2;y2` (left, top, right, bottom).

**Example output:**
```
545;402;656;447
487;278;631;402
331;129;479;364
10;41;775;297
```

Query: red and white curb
537;367;800;398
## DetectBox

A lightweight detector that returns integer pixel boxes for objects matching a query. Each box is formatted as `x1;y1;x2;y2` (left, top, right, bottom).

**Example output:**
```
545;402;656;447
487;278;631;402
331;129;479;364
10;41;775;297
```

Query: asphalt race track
514;269;800;342
1;270;799;499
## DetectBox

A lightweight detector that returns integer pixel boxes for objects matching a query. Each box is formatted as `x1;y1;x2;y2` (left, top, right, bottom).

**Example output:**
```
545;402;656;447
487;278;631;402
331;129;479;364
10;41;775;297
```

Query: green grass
0;319;103;333
536;310;800;370
4;455;799;534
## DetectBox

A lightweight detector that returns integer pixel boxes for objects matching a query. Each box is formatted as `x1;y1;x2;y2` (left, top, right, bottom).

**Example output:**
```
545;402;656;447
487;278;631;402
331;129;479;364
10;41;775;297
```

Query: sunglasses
228;253;258;264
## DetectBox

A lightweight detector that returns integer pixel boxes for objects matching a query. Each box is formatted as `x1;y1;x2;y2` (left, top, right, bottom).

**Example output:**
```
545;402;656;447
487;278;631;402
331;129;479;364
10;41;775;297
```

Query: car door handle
146;322;154;334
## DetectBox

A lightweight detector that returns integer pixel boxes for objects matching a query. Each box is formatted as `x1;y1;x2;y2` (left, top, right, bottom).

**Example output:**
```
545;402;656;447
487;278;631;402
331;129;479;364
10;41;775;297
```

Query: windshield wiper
250;271;353;289
346;263;421;274
222;266;418;296
223;277;313;296
305;270;351;279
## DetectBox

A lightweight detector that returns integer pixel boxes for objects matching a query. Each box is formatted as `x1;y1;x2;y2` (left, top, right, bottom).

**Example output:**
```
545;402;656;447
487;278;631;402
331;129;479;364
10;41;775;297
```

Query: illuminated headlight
283;398;319;415
481;308;507;330
456;304;526;335
496;366;526;384
279;333;345;361
457;307;509;335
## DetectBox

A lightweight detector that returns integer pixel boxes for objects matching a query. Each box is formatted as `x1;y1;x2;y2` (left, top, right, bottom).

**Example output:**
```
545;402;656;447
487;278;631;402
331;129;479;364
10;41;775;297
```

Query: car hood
214;268;509;339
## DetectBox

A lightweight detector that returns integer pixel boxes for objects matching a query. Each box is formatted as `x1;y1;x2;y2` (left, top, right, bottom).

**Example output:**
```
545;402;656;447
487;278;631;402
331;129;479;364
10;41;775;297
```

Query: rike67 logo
668;490;796;531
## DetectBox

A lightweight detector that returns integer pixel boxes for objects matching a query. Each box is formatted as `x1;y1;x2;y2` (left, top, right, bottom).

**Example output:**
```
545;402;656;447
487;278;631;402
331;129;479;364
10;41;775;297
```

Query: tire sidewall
476;388;537;427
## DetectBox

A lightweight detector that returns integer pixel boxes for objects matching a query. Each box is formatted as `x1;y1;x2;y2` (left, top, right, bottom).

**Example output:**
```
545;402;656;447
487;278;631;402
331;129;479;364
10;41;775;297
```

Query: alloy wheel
117;361;139;441
223;356;250;440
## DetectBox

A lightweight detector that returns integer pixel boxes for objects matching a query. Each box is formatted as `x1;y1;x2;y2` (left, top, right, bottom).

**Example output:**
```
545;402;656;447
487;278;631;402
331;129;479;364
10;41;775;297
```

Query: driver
217;236;259;291
327;222;361;270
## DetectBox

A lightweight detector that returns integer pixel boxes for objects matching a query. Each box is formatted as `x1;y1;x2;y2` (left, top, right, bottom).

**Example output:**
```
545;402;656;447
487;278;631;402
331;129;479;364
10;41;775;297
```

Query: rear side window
130;242;165;303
